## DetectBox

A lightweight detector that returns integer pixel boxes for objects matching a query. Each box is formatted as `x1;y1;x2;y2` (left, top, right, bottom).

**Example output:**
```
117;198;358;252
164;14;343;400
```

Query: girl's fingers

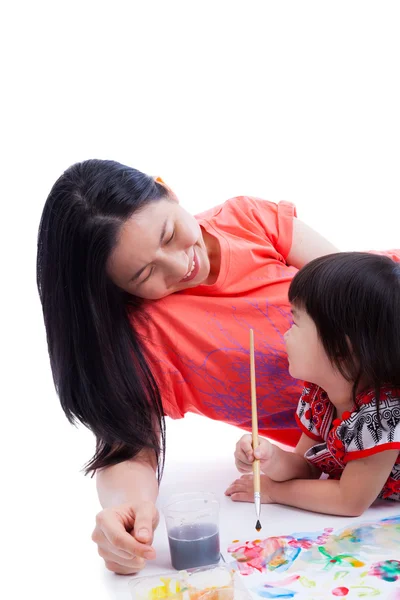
225;481;253;502
254;440;273;461
235;459;253;472
230;492;252;503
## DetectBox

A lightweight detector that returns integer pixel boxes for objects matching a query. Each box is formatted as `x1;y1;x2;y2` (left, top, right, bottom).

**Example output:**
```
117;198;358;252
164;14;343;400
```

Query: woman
37;159;362;574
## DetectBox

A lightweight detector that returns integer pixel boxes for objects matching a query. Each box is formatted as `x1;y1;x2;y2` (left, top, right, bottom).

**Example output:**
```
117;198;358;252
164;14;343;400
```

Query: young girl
227;252;400;516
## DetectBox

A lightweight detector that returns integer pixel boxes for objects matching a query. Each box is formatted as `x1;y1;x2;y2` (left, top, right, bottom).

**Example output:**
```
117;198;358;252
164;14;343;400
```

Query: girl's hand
92;501;159;574
225;473;274;503
234;434;274;474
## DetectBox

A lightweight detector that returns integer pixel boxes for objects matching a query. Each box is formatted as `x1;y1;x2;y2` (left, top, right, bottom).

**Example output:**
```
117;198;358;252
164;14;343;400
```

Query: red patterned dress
295;383;400;500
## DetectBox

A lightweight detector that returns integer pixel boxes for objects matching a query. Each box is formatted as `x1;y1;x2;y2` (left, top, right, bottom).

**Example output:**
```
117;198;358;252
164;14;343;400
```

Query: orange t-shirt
133;199;400;448
133;196;302;447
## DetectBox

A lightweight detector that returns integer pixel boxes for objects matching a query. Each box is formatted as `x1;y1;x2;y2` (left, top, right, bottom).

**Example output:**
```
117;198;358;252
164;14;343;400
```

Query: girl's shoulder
355;386;400;409
337;386;400;457
296;383;334;441
300;382;331;406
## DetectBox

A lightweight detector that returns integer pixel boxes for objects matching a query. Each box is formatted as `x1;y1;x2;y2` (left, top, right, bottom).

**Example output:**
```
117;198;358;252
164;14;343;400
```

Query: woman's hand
92;500;159;574
234;434;275;474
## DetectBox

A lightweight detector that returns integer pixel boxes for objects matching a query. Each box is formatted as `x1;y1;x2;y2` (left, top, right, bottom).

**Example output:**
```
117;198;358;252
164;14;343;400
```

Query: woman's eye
141;267;154;285
166;230;175;244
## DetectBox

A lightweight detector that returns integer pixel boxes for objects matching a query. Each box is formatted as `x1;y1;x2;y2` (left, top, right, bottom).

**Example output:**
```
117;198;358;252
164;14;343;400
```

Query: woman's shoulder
196;196;296;261
196;196;287;222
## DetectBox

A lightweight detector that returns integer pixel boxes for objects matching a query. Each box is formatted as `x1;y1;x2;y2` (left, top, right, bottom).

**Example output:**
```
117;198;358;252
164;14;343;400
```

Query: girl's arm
245;433;321;481
286;218;338;269
268;449;399;516
271;433;322;480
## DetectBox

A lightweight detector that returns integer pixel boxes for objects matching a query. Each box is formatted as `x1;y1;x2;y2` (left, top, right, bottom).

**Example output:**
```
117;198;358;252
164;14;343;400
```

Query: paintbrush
250;329;262;532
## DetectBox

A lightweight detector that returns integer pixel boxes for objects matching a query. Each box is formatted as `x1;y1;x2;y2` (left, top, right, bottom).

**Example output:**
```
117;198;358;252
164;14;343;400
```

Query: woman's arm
92;449;160;574
268;449;399;516
286;218;339;269
96;450;158;508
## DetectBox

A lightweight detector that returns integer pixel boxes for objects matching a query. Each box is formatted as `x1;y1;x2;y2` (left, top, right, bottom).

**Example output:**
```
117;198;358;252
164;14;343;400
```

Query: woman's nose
167;252;190;280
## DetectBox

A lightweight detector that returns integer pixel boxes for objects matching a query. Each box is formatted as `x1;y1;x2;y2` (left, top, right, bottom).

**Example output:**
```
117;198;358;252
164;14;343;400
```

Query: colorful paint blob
368;560;400;582
227;515;400;577
226;514;400;599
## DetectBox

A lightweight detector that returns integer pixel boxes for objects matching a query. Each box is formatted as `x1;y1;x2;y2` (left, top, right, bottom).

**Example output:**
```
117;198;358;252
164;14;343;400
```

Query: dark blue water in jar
167;522;220;570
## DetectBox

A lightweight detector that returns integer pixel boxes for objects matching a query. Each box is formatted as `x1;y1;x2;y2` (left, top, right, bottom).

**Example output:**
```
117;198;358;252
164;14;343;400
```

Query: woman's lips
179;249;200;283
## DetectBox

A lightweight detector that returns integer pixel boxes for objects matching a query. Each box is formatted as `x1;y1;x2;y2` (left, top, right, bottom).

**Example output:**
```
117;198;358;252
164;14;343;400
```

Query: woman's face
107;197;212;300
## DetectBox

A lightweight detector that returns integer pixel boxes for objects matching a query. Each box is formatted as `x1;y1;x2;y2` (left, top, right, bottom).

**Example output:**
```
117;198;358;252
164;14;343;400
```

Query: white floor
9;414;398;600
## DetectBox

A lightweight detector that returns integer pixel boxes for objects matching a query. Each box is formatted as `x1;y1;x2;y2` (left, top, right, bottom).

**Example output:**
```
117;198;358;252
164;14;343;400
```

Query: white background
1;2;399;599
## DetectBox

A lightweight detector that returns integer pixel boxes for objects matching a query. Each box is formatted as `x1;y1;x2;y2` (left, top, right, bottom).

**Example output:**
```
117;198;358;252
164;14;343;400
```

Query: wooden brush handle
252;459;261;493
250;329;261;493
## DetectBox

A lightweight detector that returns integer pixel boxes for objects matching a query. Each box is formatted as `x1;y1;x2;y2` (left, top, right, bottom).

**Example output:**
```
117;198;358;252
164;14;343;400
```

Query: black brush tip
255;520;262;532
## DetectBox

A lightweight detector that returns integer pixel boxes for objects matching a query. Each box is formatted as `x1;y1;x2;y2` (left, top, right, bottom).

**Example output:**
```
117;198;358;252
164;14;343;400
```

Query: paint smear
263;576;300;587
227;514;400;600
227;516;400;576
368;559;400;582
298;576;316;588
318;546;365;570
333;571;349;581
256;585;296;599
349;586;380;597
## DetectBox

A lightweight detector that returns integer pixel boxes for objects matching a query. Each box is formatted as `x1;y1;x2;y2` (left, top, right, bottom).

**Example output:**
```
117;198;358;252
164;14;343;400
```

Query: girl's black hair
37;159;168;476
289;252;400;406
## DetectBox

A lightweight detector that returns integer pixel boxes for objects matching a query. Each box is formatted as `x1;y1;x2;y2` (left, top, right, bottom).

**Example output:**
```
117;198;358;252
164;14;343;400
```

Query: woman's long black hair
37;160;167;477
289;252;400;406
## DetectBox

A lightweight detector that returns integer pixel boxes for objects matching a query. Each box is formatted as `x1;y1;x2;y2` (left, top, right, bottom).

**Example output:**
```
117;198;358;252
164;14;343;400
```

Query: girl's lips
179;249;200;283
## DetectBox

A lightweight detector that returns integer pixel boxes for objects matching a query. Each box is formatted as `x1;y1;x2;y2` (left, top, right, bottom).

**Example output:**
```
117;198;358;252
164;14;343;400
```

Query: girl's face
107;197;212;300
284;305;334;386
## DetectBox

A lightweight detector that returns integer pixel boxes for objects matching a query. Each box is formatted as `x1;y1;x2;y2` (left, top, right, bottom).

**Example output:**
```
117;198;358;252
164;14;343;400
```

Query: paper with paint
128;565;252;600
225;514;400;598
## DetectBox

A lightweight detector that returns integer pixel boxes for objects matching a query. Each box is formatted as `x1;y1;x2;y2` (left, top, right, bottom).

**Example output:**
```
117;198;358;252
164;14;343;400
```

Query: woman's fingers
92;502;159;574
96;507;155;558
92;528;135;560
99;548;146;571
103;559;146;575
133;501;159;551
